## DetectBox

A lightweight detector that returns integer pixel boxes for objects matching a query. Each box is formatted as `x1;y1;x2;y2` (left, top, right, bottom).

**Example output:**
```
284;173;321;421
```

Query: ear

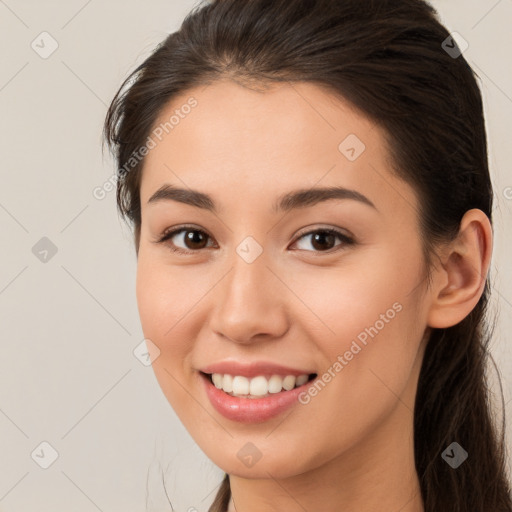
427;208;493;329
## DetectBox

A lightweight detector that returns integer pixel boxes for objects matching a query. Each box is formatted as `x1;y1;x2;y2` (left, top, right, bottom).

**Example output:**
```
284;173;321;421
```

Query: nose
208;249;290;344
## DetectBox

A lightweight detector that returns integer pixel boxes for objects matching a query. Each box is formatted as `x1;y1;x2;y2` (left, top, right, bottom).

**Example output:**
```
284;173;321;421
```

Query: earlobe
427;208;493;329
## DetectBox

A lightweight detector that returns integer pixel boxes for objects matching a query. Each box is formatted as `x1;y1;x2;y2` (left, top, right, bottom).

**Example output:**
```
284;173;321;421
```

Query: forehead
139;79;417;218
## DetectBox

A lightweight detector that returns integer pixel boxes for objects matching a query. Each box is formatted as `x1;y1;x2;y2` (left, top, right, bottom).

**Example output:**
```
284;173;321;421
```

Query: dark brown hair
103;0;512;510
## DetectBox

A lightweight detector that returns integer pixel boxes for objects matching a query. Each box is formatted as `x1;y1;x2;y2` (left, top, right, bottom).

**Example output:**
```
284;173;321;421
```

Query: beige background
0;0;511;510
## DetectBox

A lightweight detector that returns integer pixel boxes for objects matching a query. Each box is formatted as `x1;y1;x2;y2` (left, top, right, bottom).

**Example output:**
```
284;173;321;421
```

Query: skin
135;78;492;512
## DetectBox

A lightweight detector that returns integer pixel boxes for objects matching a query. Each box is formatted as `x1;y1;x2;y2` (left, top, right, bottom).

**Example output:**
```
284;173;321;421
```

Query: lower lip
200;372;313;423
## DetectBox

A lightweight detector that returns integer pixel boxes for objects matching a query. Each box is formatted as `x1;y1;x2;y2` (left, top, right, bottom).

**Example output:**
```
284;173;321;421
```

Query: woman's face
136;79;431;478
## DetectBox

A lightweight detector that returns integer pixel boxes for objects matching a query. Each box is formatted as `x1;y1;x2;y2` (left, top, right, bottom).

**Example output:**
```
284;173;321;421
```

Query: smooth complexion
135;79;492;512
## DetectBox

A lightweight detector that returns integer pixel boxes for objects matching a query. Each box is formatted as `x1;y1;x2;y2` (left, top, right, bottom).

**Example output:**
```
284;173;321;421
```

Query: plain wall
0;1;511;510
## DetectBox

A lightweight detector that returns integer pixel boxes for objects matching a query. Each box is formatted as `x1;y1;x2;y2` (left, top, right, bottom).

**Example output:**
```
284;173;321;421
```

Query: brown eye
157;227;214;254
182;229;209;250
156;226;354;255
292;228;354;253
310;231;336;251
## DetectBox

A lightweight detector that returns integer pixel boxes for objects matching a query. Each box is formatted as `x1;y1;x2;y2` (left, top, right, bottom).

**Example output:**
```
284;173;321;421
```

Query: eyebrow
147;184;377;213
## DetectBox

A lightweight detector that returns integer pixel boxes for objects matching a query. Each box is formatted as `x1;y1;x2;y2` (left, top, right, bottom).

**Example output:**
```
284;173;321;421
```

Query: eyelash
155;225;355;255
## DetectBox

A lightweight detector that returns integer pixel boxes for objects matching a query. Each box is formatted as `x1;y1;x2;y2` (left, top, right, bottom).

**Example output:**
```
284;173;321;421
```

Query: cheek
135;257;202;415
135;256;195;360
289;248;426;409
286;255;417;353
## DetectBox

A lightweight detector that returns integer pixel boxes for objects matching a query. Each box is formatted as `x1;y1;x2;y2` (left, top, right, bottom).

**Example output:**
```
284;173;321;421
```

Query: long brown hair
103;0;512;510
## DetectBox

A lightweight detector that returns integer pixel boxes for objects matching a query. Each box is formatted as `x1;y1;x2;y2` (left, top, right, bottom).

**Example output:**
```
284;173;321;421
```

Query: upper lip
199;360;316;378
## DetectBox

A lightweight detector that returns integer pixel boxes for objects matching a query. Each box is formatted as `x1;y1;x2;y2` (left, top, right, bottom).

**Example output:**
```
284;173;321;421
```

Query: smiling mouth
201;371;317;399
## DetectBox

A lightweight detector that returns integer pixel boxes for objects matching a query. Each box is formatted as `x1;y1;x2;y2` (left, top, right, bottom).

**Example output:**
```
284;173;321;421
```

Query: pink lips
199;371;315;423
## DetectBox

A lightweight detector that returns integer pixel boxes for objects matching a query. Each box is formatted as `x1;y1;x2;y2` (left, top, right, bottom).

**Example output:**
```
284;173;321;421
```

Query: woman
103;0;512;510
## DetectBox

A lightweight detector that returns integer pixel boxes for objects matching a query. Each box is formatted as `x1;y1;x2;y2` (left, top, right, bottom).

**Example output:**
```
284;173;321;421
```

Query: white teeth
296;374;308;386
223;374;233;393
268;374;283;394
249;376;268;396
210;373;311;397
232;376;250;395
282;375;296;391
212;373;223;389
